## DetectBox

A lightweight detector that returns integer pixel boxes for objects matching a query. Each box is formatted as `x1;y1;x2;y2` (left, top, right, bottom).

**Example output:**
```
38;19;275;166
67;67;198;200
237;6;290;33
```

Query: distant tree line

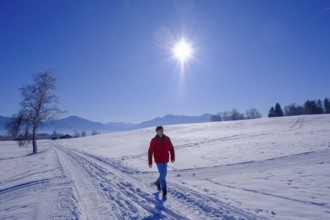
0;132;58;141
72;129;99;138
0;129;100;141
268;97;330;117
0;135;12;141
211;108;262;122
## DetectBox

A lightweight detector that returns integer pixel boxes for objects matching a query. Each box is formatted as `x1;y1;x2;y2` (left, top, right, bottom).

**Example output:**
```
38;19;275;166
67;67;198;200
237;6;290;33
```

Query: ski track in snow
121;132;273;161
53;143;259;220
165;148;330;219
0;144;81;220
289;116;305;130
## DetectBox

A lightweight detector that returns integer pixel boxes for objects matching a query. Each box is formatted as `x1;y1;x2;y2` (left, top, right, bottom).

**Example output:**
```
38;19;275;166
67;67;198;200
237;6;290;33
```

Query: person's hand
149;164;152;168
171;159;175;163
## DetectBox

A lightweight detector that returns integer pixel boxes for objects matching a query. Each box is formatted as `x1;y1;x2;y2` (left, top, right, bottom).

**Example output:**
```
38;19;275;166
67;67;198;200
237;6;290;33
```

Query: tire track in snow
54;143;259;219
55;145;121;219
167;182;259;220
166;148;330;215
289;116;305;130
206;179;329;208
120;132;272;162
54;144;185;219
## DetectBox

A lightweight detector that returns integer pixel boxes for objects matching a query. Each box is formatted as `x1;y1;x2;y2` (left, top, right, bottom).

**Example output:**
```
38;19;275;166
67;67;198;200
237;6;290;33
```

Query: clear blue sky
1;0;329;123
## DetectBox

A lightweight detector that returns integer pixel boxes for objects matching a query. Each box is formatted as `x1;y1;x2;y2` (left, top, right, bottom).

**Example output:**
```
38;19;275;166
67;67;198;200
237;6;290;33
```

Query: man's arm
169;138;175;163
148;140;154;167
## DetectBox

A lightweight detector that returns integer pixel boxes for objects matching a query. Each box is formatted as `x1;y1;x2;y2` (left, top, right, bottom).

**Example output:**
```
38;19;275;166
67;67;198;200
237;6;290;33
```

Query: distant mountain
0;113;212;135
135;113;213;129
0;116;9;126
105;122;136;132
42;116;108;134
0;116;9;134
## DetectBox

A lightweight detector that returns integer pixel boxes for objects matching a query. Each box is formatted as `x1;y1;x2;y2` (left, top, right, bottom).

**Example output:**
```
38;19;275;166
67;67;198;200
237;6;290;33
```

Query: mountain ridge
0;114;213;134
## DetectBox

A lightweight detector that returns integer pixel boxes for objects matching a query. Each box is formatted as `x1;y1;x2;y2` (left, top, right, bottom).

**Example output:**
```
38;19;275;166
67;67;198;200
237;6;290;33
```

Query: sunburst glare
172;38;194;74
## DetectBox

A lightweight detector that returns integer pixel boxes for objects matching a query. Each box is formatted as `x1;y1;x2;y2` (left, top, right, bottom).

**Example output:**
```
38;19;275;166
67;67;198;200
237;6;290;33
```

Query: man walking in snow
148;126;175;198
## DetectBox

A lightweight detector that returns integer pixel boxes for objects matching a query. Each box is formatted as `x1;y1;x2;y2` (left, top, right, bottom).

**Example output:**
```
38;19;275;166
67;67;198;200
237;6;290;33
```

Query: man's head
156;126;164;137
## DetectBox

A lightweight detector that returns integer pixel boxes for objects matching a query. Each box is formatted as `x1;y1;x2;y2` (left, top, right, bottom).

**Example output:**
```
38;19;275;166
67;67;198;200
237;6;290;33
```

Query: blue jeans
156;163;167;191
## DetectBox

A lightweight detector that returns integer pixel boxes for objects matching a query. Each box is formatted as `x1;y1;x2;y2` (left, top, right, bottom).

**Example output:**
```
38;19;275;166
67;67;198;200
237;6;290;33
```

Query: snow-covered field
1;115;330;219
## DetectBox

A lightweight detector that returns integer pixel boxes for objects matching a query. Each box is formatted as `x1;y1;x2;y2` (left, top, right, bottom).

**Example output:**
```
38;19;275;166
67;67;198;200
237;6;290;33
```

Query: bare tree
92;129;99;135
221;111;231;121
74;130;80;138
211;113;222;122
6;70;63;154
81;130;87;137
284;103;305;116
245;108;262;119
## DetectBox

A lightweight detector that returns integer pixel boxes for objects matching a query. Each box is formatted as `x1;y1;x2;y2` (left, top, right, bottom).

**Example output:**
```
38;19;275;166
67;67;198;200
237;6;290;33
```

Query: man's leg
156;163;168;196
156;163;162;187
155;177;161;191
162;163;168;191
155;164;161;191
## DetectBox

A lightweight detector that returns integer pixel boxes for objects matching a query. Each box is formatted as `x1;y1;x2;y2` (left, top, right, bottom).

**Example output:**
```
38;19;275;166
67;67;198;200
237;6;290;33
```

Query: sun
172;39;193;64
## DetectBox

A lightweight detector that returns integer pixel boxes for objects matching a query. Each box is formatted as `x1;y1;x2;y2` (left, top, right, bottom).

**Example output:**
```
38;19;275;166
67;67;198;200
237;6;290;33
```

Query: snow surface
1;114;330;219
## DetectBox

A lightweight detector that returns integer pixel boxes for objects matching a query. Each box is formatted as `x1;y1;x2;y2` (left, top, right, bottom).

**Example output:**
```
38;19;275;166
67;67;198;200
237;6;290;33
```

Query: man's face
157;129;164;137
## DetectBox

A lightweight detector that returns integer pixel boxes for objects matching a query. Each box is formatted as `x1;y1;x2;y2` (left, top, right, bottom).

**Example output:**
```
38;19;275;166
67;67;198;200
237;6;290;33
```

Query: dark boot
162;189;167;198
154;182;161;191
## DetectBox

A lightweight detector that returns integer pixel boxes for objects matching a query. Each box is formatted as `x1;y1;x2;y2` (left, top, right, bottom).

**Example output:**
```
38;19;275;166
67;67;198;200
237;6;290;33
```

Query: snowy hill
1;114;330;219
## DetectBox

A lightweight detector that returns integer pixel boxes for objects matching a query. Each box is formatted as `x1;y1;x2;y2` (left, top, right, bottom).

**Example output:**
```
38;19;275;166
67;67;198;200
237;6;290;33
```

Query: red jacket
148;135;175;165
